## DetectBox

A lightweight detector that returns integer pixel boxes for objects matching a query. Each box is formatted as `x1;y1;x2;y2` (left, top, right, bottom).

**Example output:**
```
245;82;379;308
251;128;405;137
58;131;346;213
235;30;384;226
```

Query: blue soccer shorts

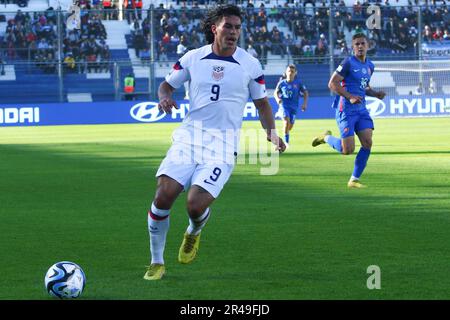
281;107;297;124
336;108;374;138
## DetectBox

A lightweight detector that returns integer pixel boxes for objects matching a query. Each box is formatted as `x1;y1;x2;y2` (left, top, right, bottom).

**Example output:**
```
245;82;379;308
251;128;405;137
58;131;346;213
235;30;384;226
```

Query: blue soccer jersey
276;78;307;110
332;56;374;113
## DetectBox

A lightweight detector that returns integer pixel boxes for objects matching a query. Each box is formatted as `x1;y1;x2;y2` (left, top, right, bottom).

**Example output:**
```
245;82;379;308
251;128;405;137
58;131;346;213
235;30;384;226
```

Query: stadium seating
1;0;449;103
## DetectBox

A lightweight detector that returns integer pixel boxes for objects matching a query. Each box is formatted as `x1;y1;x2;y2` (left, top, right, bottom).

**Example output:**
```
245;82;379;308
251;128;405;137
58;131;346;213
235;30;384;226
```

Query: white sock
324;135;330;143
148;202;170;265
186;208;211;236
350;175;359;181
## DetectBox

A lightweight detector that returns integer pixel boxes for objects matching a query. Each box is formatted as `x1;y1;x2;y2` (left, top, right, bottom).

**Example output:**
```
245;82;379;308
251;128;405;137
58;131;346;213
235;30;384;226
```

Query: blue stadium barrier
1;96;449;127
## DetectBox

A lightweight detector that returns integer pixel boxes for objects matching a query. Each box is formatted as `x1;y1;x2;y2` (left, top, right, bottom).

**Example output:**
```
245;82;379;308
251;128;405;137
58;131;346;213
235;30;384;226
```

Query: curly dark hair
201;4;242;44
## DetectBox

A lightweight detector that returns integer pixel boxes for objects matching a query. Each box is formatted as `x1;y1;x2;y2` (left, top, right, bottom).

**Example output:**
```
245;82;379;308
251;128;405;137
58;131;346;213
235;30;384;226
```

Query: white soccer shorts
156;143;235;198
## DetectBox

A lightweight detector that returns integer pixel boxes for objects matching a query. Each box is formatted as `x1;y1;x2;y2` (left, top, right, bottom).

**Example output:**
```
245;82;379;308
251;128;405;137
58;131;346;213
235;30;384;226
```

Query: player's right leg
144;175;184;280
144;143;196;280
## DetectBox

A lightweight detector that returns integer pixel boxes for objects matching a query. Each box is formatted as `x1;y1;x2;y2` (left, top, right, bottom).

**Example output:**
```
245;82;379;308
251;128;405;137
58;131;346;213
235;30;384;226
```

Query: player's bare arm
301;90;309;111
158;81;179;114
366;86;386;100
253;97;286;153
329;71;362;104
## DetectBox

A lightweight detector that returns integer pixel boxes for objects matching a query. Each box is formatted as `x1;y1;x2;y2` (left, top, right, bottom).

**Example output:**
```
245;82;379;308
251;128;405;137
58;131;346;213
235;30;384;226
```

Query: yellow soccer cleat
178;232;201;264
347;179;366;188
143;263;165;280
312;130;332;147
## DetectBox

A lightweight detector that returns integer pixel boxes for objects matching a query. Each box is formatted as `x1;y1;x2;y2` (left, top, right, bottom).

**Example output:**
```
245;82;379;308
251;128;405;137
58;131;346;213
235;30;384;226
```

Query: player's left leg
348;128;372;188
283;117;291;145
178;185;215;264
179;164;234;264
348;112;374;188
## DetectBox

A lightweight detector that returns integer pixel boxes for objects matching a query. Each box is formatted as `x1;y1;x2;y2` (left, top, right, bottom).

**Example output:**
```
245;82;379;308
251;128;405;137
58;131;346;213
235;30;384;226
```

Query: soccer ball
44;261;86;299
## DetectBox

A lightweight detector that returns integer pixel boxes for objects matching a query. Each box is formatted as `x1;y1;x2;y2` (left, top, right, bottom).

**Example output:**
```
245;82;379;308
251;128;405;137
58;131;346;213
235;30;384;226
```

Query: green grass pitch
0;117;449;299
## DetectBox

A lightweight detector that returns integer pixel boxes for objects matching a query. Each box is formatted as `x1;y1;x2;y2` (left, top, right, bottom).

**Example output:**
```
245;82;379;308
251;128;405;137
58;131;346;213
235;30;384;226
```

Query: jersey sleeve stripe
254;75;265;84
173;61;183;70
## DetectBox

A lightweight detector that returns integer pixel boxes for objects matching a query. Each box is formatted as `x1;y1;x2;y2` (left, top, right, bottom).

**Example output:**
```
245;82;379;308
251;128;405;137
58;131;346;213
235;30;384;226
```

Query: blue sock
352;147;371;179
326;135;343;153
285;134;289;144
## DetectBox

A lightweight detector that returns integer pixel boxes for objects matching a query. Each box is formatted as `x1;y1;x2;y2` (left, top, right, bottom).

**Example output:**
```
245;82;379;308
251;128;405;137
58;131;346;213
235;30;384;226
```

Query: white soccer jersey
165;44;267;159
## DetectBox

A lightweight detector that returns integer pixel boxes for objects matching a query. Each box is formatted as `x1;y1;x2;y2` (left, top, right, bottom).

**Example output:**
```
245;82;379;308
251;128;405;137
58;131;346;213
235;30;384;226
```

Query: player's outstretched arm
253;97;286;153
158;81;179;114
329;71;362;104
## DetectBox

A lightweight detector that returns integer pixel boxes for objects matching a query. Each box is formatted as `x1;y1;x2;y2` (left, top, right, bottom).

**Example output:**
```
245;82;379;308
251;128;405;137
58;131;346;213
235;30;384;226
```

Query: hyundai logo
365;97;386;117
130;102;166;122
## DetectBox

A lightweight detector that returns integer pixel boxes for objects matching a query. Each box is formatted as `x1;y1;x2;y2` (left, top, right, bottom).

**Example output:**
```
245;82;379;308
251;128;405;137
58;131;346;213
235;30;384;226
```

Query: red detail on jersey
255;75;265;84
344;127;349;133
148;211;169;221
339;96;344;112
173;61;183;70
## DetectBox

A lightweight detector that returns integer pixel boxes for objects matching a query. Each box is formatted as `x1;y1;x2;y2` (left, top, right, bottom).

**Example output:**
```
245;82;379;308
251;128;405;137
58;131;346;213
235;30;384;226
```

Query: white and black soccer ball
44;261;86;299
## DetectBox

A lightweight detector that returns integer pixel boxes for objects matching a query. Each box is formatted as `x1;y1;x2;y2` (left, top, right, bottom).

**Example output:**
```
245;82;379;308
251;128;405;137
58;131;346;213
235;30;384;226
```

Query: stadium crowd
1;0;449;68
146;0;450;63
0;1;110;73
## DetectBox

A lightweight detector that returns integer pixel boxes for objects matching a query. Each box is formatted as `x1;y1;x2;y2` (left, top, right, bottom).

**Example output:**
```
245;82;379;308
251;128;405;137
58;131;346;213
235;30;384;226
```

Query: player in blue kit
274;64;309;146
312;33;385;188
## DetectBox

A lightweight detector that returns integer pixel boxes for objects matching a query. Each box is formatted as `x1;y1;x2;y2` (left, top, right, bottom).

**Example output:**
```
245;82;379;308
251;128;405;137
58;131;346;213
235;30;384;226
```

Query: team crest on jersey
212;66;224;81
362;68;367;74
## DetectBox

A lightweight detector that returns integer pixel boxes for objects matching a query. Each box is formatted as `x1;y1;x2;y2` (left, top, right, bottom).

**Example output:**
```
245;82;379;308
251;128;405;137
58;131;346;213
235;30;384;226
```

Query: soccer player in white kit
144;4;286;280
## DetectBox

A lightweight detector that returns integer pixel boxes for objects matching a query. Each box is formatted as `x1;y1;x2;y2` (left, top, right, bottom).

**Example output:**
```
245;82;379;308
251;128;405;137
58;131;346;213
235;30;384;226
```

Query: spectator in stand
99;46;110;72
303;44;313;63
142;17;150;38
246;44;258;58
444;29;450;40
283;34;295;58
423;25;433;43
292;36;304;64
158;40;168;65
130;18;141;35
256;6;267;28
433;27;444;41
189;30;201;50
315;34;328;63
254;25;269;65
270;25;285;58
135;0;143;20
133;31;145;58
353;0;363;19
414;82;424;95
176;35;187;59
64;52;76;72
124;0;136;24
102;0;113;20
